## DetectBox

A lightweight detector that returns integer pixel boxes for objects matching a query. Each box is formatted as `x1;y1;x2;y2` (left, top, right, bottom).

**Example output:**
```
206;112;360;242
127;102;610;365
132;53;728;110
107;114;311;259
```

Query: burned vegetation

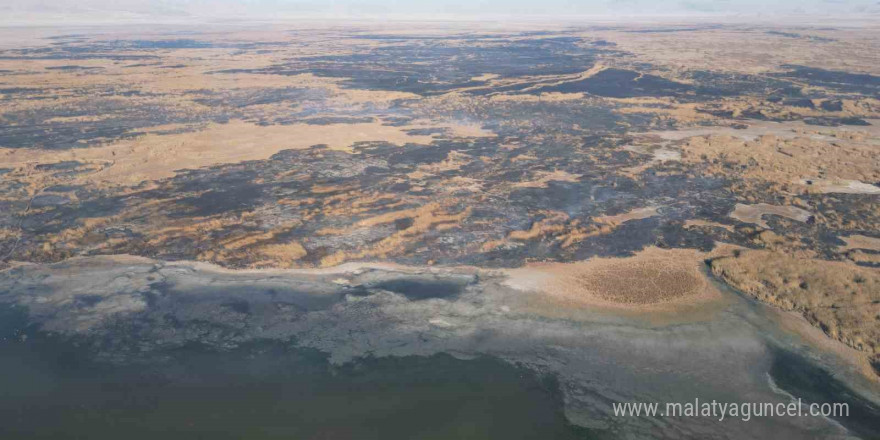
1;24;879;372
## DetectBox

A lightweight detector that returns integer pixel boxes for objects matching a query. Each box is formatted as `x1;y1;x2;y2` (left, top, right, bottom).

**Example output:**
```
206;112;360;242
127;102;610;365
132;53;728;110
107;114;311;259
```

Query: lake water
1;259;878;439
0;304;594;440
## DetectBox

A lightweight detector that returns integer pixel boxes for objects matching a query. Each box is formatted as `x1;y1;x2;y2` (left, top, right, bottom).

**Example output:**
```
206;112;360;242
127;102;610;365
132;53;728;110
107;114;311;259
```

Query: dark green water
769;348;880;440
0;305;595;440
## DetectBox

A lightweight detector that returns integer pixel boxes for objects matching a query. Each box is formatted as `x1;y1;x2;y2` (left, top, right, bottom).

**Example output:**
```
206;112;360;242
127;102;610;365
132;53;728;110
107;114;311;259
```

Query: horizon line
3;12;880;28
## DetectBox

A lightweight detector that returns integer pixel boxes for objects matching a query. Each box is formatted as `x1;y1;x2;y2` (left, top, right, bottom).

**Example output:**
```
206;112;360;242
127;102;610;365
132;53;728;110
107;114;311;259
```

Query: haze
3;0;880;24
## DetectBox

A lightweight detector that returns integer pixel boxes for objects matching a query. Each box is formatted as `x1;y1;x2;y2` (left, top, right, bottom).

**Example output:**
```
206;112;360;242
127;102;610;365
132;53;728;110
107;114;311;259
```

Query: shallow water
769;348;880;439
0;305;593;440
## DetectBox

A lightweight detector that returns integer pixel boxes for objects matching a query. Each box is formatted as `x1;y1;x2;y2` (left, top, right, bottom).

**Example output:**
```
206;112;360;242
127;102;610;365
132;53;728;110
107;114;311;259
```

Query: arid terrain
1;21;879;439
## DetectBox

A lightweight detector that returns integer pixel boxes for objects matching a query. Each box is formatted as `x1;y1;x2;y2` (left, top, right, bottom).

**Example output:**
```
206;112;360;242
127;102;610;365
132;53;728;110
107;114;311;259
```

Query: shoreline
6;248;876;388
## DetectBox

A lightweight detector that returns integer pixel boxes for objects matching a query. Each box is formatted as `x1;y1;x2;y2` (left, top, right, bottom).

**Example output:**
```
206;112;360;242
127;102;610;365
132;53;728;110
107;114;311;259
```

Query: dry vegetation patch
577;257;704;304
839;235;880;252
505;247;717;308
679;131;880;193
711;250;880;359
2;120;437;186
